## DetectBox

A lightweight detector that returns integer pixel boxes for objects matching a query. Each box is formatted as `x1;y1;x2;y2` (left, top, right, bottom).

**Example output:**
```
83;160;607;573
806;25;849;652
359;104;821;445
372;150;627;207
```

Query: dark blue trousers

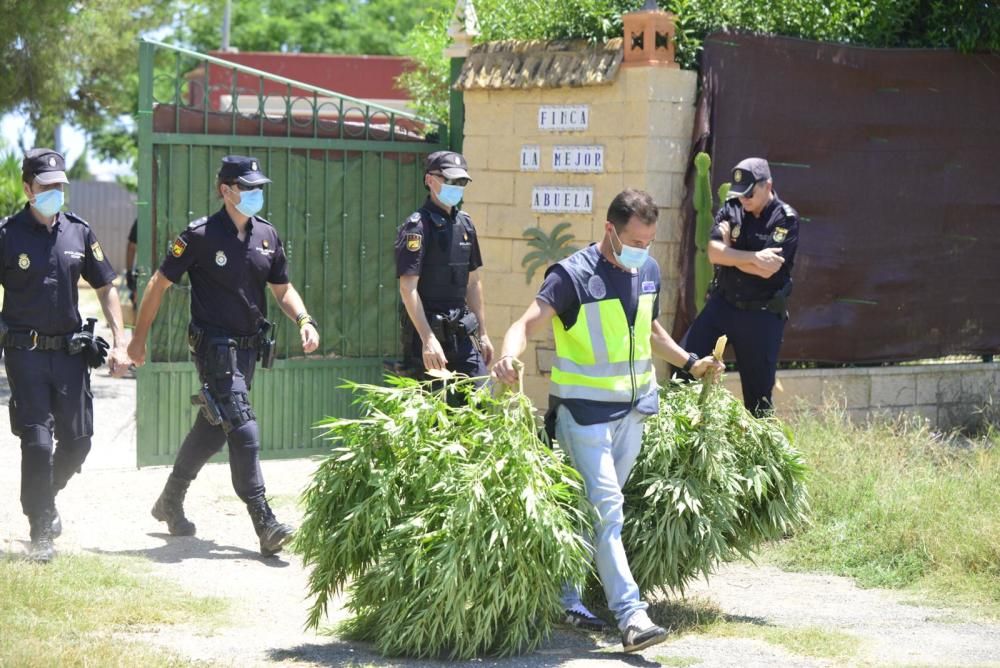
4;349;92;519
171;346;265;503
681;294;786;416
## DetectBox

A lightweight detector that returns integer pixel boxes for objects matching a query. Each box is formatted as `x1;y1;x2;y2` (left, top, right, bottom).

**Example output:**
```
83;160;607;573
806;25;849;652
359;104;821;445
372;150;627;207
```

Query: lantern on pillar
621;0;678;68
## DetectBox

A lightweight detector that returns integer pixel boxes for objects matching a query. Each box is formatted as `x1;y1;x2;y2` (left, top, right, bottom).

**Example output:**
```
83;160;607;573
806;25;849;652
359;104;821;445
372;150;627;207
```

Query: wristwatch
296;313;319;330
682;352;699;373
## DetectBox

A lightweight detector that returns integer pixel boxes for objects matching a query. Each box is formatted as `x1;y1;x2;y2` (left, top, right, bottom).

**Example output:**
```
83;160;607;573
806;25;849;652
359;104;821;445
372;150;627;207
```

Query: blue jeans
556;404;647;630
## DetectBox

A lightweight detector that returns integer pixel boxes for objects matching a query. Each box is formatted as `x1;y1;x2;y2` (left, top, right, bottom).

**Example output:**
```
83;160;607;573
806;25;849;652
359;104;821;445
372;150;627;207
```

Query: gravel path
2;349;999;667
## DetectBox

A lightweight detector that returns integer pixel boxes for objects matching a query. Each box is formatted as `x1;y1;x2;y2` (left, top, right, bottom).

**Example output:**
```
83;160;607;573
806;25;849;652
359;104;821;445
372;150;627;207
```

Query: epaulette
0;215;10;230
781;203;798;219
63;211;91;227
252;215;274;228
187;216;209;229
406;211;422;225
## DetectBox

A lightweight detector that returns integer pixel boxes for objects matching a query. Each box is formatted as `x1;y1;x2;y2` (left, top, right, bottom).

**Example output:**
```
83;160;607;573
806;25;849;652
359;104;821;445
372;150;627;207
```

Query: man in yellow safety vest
493;188;721;653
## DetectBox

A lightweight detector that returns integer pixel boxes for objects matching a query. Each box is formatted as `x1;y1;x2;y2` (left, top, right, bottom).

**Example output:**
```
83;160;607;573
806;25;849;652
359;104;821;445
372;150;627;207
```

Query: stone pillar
460;40;696;406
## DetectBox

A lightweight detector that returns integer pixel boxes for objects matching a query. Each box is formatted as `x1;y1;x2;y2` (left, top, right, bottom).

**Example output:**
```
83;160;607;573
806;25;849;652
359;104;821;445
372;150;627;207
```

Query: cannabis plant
294;375;592;659
623;378;810;596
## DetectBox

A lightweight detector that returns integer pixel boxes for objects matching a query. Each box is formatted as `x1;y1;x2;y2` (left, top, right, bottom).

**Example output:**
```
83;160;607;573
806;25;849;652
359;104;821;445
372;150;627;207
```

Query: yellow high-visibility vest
548;246;658;405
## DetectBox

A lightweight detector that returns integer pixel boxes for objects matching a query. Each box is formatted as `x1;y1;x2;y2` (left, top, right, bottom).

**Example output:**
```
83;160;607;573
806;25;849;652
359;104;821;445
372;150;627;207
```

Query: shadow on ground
89;533;291;567
268;632;664;667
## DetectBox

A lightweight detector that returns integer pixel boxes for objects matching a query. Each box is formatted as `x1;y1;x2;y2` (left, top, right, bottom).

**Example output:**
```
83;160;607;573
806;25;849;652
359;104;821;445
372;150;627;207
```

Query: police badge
772;227;788;243
17;253;30;270
215;250;227;266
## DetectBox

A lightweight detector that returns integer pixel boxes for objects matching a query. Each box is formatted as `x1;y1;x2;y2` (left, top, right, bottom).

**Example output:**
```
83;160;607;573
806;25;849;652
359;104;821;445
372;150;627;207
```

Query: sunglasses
430;173;470;187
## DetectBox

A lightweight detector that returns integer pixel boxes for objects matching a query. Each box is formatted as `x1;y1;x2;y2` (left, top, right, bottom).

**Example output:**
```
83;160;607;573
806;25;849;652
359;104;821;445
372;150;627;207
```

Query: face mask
233;187;264;217
611;227;649;270
437;183;465;208
32;189;64;218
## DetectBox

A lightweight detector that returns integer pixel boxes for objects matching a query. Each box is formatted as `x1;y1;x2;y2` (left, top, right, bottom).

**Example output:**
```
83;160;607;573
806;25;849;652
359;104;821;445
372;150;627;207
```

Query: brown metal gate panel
677;33;1000;363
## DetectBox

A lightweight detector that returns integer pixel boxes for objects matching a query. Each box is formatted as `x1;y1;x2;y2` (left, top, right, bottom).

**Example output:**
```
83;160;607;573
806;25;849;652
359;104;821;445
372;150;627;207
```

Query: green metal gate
135;39;448;467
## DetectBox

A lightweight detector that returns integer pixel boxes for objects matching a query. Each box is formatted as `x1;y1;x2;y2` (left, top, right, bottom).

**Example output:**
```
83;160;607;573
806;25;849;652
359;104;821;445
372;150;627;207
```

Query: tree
177;0;452;56
403;0;1000;123
1;0;174;149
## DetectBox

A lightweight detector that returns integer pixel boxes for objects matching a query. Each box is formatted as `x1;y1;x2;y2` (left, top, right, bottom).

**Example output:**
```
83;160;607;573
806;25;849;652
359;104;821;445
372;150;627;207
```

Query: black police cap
425;151;471;181
22;148;69;185
728;157;771;198
218;155;271;186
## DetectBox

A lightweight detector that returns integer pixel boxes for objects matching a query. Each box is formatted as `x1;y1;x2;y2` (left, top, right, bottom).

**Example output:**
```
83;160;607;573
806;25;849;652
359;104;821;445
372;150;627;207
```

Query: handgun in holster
257;320;276;369
765;282;793;320
191;384;224;428
429;313;453;352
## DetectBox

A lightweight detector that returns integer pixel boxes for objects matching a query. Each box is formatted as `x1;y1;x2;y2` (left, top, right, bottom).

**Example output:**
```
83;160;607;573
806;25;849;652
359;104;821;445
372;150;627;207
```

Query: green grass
649;598;860;662
0;552;229;667
768;408;1000;618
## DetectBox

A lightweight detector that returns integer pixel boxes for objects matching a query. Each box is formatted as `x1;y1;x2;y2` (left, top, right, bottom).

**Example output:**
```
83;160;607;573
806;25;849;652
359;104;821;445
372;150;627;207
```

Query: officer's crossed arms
710;184;785;280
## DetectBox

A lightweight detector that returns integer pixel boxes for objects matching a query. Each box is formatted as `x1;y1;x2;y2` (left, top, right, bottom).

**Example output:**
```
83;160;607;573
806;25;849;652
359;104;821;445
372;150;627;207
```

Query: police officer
682;157;799;416
127;155;319;557
395;151;493;384
2;148;130;562
492;189;722;652
125;219;138;312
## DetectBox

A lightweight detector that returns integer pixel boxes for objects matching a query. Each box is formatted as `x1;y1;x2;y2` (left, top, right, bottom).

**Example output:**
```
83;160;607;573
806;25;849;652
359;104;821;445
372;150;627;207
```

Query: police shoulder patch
405;233;422;252
91;242;105;262
170;236;187;258
771;226;788;244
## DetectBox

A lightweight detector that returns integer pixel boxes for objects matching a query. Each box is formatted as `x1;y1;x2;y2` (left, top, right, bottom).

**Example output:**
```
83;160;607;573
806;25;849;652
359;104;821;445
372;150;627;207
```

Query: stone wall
461;65;697;406
721;362;1000;430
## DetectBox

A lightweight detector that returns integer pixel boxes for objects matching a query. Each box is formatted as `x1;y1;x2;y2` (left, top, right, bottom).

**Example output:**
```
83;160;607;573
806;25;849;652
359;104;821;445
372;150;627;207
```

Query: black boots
246;495;294;557
28;509;56;563
151;473;197;536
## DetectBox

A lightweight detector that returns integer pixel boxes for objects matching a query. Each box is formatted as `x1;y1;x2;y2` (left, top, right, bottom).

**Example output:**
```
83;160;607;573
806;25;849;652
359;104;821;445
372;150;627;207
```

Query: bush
293;376;592;659
403;0;1000;122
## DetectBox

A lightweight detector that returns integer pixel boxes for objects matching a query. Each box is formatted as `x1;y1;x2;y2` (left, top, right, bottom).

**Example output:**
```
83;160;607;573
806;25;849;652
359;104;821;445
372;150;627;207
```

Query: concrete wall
721;362;1000;431
462;65;698;405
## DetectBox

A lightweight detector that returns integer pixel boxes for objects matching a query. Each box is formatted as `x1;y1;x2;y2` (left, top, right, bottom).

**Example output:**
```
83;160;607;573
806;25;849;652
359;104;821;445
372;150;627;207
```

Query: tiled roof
454;38;623;90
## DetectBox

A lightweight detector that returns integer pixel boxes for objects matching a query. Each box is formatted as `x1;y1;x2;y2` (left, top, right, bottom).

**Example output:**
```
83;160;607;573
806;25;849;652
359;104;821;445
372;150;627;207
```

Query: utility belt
427;308;479;353
0;317;109;367
188;320;276;369
717;281;792;320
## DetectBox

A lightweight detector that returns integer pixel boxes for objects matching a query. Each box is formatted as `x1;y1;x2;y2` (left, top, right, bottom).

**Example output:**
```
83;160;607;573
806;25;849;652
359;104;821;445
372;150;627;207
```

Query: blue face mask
32;189;64;218
437;183;465;208
611;227;649;270
234;187;264;217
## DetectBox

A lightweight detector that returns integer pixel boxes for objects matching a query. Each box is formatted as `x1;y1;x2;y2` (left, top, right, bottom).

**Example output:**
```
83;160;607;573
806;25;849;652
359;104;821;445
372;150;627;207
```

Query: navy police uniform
395;151;486;380
159;192;288;504
1;150;117;530
682;158;799;416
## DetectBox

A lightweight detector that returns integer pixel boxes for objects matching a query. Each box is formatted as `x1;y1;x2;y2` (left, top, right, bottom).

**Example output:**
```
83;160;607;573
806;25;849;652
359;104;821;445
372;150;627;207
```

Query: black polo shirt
0;204;117;335
159;207;289;336
710;194;799;302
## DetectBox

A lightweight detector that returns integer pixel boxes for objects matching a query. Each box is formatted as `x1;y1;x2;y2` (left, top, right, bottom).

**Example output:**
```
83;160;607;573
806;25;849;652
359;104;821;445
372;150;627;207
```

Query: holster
191;384;224;428
256;320;276;369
